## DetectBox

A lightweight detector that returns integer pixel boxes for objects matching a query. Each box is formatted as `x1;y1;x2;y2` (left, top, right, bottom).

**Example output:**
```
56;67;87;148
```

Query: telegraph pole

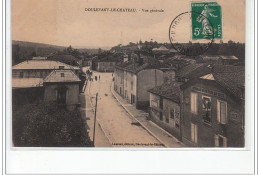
93;93;98;146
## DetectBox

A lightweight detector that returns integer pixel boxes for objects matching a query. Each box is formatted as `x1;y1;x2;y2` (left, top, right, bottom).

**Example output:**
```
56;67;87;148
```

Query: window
215;134;227;147
191;123;198;143
19;72;24;78
59;66;65;69
191;92;198;114
169;108;175;119
61;73;65;77
217;100;227;124
165;113;169;123
121;76;123;84
151;100;158;108
131;81;133;90
202;96;211;124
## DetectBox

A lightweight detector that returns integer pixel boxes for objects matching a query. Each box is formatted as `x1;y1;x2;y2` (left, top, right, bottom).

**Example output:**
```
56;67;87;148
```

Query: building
180;65;245;147
90;53;122;72
43;70;81;111
12;60;80;79
148;82;182;140
152;45;169;54
197;55;239;65
175;63;211;82
218;55;239;65
93;61;116;72
12;60;81;110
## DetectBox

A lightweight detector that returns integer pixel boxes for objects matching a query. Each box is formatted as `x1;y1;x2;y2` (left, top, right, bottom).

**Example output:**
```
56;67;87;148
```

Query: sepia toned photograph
11;0;245;148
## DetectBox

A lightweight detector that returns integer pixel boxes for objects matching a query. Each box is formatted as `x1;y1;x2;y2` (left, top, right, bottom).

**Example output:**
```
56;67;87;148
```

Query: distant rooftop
12;60;80;70
43;70;81;83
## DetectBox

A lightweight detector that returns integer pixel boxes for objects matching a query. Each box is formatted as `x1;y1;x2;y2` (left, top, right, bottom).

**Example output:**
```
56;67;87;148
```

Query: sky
12;0;245;48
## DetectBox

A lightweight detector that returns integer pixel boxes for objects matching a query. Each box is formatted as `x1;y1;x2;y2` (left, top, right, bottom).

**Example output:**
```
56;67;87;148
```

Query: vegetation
13;101;93;147
111;40;245;63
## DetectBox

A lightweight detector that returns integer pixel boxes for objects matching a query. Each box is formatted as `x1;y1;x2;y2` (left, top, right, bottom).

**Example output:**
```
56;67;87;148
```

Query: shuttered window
191;123;198;143
191;92;198;114
217;100;227;124
215;134;227;147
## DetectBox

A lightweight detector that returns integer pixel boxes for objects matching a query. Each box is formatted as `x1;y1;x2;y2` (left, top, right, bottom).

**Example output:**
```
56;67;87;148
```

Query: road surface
85;69;164;147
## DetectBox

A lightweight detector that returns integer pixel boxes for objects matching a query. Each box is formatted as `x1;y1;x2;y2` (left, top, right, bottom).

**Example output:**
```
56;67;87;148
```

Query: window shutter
221;102;227;124
191;93;198;114
190;93;193;112
191;123;194;142
217;101;220;123
194;124;198;143
215;135;219;147
194;93;197;114
223;137;227;147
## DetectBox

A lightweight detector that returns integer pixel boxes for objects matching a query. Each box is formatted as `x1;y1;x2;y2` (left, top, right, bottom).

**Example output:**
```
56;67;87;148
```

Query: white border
4;0;256;174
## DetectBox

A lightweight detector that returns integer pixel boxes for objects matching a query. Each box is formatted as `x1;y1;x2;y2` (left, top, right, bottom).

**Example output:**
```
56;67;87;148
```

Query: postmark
169;11;214;56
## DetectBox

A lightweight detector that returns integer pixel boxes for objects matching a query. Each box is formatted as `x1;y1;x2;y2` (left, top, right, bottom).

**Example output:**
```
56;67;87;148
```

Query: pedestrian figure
95;76;97;81
99;75;100;80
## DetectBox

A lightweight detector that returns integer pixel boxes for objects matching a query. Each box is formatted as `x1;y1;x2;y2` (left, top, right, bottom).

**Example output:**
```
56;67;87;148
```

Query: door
57;88;66;104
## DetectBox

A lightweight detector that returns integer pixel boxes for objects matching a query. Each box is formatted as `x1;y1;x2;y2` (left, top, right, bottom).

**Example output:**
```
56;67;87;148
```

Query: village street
82;67;164;147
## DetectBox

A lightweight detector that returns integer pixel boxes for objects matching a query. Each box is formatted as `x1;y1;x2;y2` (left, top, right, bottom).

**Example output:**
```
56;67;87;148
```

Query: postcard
11;0;246;149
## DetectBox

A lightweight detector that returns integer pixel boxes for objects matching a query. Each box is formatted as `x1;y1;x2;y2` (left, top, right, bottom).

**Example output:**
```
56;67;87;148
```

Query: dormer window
59;66;65;69
61;73;64;77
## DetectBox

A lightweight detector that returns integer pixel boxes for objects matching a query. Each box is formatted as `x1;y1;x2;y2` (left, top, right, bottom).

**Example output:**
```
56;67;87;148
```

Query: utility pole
93;93;98;146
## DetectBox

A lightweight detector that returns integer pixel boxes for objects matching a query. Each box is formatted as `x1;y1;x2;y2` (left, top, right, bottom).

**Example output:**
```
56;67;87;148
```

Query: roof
152;45;169;52
12;60;80;70
148;82;182;103
43;70;81;83
200;55;219;61
181;65;245;99
12;78;43;88
176;63;211;78
212;72;244;98
219;55;239;60
32;57;47;60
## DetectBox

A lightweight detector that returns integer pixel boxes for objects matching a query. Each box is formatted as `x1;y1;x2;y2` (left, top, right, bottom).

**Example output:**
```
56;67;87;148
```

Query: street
82;67;164;147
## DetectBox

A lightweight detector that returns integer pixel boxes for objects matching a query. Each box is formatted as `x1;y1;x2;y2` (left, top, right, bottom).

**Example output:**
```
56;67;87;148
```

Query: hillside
12;40;66;50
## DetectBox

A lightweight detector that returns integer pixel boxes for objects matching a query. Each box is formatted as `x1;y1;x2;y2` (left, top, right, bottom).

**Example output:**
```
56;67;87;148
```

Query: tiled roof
12;78;43;88
181;65;245;99
176;63;211;78
212;72;244;98
12;60;80;70
148;82;182;103
43;70;81;83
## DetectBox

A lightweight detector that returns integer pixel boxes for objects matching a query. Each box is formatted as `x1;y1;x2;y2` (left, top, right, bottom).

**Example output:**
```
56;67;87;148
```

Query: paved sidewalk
111;86;186;148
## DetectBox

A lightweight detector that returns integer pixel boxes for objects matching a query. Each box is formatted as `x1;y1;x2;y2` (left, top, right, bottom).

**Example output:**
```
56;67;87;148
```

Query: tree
13;101;93;147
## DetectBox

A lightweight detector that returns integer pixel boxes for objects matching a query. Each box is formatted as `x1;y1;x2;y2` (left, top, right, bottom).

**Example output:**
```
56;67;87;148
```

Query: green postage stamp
191;2;222;40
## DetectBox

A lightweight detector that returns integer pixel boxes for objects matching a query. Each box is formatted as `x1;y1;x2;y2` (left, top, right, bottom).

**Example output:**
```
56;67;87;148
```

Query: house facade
12;60;81;110
96;61;116;72
43;70;81;111
180;70;245;147
114;62;165;109
148;82;182;140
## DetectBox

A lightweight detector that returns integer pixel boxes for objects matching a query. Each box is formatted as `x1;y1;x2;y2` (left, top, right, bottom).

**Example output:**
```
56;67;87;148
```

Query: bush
13;101;93;147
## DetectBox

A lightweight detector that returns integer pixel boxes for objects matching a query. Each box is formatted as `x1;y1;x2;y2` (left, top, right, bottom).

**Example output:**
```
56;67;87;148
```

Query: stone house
43;70;81;111
148;82;182;140
180;65;245;147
